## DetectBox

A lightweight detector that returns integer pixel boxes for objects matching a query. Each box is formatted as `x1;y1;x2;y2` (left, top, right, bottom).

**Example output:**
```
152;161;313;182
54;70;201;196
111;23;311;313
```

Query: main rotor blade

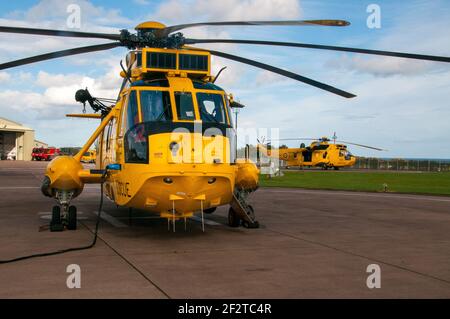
185;39;450;63
337;141;385;151
0;26;120;41
0;42;121;70
158;19;350;37
203;49;356;98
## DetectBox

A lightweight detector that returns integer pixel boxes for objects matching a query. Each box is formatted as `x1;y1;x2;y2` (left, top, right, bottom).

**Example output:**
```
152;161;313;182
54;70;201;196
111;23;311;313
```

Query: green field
259;171;450;196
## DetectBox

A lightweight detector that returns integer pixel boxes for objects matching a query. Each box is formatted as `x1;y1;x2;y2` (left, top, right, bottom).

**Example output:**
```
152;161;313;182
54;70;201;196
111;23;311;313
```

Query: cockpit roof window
131;79;169;87
192;81;223;91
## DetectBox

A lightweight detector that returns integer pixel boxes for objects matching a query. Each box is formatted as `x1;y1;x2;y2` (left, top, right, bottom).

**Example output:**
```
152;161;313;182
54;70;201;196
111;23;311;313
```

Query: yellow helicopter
1;19;449;232
258;134;384;170
81;149;97;163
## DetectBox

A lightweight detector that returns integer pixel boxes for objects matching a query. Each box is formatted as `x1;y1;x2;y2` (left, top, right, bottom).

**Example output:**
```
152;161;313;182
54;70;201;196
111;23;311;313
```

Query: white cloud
326;3;450;78
0;72;10;82
23;0;131;26
154;0;301;23
0;0;129;63
255;70;289;86
133;0;150;5
326;55;433;77
36;71;85;87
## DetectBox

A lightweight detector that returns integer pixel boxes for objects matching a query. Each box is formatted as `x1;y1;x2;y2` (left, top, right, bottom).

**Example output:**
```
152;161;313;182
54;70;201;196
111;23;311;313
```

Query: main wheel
204;207;216;214
241;205;260;229
228;207;241;227
67;205;77;230
242;220;260;229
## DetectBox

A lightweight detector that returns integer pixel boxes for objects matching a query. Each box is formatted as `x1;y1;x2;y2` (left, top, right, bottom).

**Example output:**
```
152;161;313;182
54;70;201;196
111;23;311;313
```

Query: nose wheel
50;205;64;232
67;205;77;230
50;204;77;232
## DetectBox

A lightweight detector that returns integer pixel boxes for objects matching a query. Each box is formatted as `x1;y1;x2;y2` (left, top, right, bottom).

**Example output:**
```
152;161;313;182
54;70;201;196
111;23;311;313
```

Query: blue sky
0;0;449;158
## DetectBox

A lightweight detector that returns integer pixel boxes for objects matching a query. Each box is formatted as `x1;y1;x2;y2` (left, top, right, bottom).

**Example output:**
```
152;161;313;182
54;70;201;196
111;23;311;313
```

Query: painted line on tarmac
38;211;86;215
190;215;222;226
0;186;40;189
93;210;128;228
264;189;450;203
38;211;88;221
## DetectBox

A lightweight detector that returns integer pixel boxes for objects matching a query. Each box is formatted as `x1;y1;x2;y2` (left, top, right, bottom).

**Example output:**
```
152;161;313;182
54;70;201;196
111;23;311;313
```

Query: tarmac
1;161;450;298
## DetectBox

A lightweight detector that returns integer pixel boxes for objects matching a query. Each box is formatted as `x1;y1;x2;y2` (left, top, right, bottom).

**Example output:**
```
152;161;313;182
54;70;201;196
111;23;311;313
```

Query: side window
125;123;148;164
106;118;117;152
174;92;195;120
126;90;139;131
123;90;147;163
119;95;127;138
105;121;113;150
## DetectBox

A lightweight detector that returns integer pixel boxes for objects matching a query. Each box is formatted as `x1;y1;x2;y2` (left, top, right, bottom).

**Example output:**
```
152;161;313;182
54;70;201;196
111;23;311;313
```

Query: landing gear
228;207;241;227
50;205;64;232
229;189;260;229
49;190;77;232
241;205;260;229
67;205;77;230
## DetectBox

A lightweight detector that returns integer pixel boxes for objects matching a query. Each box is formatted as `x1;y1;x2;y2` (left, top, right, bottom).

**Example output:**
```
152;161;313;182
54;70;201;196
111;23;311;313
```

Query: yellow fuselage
262;142;356;168
44;47;259;220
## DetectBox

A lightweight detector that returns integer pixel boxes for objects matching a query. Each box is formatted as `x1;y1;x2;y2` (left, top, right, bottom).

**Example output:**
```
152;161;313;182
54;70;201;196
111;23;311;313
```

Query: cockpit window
174;92;195;120
140;90;172;122
197;93;227;124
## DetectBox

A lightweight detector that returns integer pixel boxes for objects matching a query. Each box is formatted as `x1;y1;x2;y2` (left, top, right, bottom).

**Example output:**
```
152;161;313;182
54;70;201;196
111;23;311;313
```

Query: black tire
243;220;260;229
241;205;260;229
67;205;77;230
228;207;241;227
334;166;340;170
51;205;61;225
204;207;216;214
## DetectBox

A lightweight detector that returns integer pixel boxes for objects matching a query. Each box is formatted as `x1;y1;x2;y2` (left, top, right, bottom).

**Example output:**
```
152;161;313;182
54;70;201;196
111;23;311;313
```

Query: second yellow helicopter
259;135;384;170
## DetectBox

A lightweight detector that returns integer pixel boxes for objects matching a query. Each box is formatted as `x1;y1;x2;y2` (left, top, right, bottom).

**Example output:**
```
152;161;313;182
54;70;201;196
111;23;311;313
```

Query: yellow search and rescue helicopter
258;134;384;170
81;149;97;163
1;19;449;232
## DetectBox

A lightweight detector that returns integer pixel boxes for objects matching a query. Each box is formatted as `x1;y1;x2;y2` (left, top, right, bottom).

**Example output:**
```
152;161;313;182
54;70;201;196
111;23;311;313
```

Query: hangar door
0;132;16;160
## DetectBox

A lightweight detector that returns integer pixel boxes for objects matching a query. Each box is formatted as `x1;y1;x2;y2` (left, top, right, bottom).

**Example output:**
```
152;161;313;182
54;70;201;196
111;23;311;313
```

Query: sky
0;0;449;158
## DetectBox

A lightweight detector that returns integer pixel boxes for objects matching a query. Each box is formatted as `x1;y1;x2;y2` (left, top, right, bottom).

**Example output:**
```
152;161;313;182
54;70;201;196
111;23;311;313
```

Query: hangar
0;117;40;161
